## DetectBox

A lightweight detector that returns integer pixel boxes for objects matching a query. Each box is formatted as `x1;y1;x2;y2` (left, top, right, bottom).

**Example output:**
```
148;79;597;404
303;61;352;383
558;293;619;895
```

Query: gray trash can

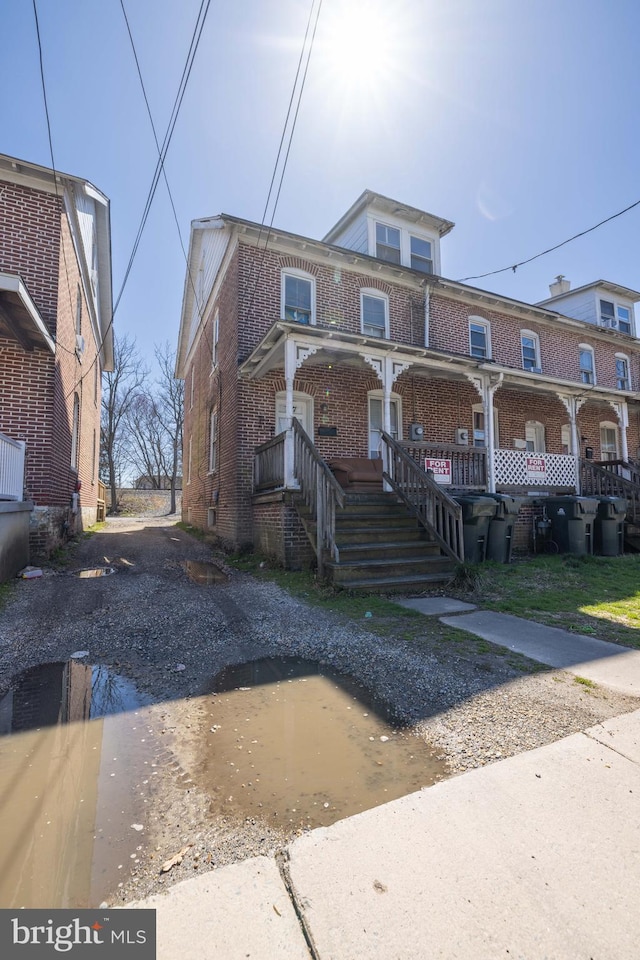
545;496;598;555
594;496;627;556
483;494;523;563
454;496;497;563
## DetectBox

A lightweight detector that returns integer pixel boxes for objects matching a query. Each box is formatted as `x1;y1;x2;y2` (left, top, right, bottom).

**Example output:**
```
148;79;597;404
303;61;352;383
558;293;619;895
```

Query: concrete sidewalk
129;609;640;959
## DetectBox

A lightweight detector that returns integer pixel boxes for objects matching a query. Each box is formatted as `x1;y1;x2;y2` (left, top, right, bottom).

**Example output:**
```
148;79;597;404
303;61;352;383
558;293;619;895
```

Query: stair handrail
291;419;345;577
580;458;640;524
381;431;464;563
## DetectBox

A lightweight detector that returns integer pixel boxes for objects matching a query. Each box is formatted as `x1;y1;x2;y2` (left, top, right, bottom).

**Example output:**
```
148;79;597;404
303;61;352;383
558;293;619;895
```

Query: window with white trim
208;408;218;473
579;345;595;385
375;222;401;264
368;391;401;457
525;420;546;453
282;270;315;325
212;310;219;367
561;424;572;455
361;290;388;338
600;421;619;461
469;318;490;359
520;330;540;371
615;353;630;390
410;235;433;274
472;404;499;448
600;299;632;334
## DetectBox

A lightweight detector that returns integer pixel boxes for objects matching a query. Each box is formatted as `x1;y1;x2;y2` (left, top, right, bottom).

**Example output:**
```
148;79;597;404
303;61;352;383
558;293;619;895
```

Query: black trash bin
454;496;497;563
594;496;627;556
483;494;523;563
544;496;599;555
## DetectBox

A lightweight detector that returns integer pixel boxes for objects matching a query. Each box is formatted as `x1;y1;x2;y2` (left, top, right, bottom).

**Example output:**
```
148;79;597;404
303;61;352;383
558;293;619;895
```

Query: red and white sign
525;456;547;479
424;458;452;484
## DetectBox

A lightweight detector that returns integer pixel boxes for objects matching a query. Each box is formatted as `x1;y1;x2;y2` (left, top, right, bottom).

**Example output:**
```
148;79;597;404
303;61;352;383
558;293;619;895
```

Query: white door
275;393;313;437
368;396;399;458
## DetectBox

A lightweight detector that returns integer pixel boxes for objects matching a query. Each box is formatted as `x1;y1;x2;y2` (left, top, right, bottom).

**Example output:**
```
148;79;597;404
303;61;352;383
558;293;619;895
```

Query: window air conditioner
75;334;85;356
455;428;469;445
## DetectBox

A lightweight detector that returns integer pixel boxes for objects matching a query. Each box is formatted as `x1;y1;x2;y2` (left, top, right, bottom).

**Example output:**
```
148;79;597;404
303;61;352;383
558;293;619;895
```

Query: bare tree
101;335;148;512
153;342;183;514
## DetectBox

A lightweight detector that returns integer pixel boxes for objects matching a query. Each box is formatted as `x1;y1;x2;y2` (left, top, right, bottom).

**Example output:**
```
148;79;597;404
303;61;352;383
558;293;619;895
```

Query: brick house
176;190;640;587
0;154;113;563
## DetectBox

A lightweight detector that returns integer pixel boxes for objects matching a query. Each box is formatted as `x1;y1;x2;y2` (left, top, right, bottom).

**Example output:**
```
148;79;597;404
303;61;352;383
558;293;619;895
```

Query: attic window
375;223;401;264
410;236;433;274
600;299;631;334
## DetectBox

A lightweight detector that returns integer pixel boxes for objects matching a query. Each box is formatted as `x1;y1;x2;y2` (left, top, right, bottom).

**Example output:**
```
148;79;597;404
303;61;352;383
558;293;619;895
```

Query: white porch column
284;337;296;488
558;394;582;494
617;401;629;462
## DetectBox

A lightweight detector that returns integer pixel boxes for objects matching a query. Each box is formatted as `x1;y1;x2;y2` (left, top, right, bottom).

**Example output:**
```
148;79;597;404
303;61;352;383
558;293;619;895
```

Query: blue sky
3;0;640;374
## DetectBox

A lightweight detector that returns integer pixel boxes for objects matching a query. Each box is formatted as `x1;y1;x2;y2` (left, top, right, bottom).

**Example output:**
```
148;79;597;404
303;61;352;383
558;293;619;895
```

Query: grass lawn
450;553;640;649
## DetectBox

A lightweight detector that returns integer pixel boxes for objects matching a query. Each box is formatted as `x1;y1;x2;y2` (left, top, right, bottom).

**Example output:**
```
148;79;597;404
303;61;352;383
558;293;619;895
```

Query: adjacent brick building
176;190;640;572
0;154;113;559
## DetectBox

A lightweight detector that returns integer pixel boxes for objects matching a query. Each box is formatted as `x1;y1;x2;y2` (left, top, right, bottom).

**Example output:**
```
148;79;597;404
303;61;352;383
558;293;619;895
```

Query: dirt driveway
0;517;637;906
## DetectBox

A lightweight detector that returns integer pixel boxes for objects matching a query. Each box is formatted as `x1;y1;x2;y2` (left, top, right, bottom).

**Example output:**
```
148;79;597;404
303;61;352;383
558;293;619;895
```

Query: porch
0;430;31;581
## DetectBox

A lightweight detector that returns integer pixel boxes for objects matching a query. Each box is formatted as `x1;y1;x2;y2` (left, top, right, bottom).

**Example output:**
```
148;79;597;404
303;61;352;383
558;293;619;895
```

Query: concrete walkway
129;608;640;959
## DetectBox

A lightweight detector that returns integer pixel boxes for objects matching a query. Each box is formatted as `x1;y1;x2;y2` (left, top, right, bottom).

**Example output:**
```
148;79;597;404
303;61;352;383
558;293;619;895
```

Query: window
579;345;595;385
368;392;401;457
469;318;490;359
410;236;433;274
600;299;632;334
525;420;546;453
375;223;401;263
361;291;388;338
282;271;314;325
187;435;192;484
561;424;572;455
521;330;540;371
615;354;630;390
472;404;499;448
600;421;619;461
71;393;80;469
212;310;219;367
208;408;218;473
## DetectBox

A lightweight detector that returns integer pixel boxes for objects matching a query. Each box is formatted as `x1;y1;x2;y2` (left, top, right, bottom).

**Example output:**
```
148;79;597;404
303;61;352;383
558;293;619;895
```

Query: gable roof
323;189;455;244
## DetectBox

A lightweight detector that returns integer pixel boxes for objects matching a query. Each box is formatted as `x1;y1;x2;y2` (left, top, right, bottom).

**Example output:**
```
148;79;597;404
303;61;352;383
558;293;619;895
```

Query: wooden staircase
296;491;456;592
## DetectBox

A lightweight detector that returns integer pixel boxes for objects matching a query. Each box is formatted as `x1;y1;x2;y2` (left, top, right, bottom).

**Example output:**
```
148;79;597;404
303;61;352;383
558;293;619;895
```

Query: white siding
186;227;230;355
550;290;597;325
328;211;368;254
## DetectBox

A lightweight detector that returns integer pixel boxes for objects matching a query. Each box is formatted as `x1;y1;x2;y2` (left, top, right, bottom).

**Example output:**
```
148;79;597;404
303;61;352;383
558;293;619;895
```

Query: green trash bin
594;496;627;556
454;496;497;563
483;494;523;563
545;496;598;555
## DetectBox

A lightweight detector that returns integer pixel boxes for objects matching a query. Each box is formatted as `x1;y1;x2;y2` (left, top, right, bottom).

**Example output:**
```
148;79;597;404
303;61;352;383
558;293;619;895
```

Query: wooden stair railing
292;419;345;577
580;459;640;524
381;432;464;563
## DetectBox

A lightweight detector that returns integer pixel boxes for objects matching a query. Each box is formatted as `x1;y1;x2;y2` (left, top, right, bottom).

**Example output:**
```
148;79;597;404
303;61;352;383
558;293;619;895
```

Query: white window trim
520;329;541;371
579;344;596;385
472;403;499;448
561;424;572;455
525;420;546;453
368;390;402;457
190;367;195;409
599;420;619;460
281;268;316;325
373;219;402;264
469;316;491;360
211;309;219;369
70;392;80;470
615;352;631;390
360;288;389;339
599;296;633;334
409;234;433;274
208;408;218;474
367;215;441;273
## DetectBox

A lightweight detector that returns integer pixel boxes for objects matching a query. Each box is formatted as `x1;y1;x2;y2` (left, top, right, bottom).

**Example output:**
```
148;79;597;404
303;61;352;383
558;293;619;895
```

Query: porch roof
0;273;55;353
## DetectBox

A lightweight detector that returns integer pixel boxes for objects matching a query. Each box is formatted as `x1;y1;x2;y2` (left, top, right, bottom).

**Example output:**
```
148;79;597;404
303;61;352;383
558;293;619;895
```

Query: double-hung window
361;291;388;338
469;318;490;359
521;330;540;371
579;345;595;385
282;271;314;325
600;299;632;334
615;354;630;390
410;236;433;274
375;223;401;264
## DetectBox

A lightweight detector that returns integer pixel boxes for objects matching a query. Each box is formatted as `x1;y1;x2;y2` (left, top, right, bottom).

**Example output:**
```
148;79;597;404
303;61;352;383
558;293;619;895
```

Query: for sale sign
525;456;547;480
424;458;452;484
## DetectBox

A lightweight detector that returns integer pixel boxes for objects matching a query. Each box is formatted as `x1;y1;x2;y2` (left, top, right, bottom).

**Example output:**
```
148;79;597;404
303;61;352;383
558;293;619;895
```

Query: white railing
494;449;577;489
0;433;26;500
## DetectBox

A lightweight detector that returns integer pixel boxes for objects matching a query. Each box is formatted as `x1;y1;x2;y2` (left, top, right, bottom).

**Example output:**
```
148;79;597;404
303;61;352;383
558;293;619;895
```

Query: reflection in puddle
185;560;229;585
197;657;447;829
0;662;152;908
72;567;116;578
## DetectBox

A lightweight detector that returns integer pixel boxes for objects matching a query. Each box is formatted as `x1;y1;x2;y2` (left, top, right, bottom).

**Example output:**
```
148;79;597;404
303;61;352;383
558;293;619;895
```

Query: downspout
486;373;503;493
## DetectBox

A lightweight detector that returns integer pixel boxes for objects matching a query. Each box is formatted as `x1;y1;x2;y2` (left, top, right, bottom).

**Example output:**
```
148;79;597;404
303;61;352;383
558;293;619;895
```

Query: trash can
594;496;627;556
544;496;599;555
453;495;497;563
483;494;523;563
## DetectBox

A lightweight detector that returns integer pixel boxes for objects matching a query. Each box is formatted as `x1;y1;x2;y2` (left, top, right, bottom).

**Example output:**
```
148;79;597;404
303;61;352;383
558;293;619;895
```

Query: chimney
549;275;570;297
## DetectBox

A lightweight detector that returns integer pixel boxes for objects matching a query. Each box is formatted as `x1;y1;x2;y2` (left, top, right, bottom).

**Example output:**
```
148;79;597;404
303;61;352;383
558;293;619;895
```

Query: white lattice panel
494;449;577;488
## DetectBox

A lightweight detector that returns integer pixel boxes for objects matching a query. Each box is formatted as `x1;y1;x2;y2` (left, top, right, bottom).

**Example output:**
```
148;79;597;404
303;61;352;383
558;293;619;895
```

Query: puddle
193;657;447;829
72;567;116;578
184;560;229;584
0;662;154;908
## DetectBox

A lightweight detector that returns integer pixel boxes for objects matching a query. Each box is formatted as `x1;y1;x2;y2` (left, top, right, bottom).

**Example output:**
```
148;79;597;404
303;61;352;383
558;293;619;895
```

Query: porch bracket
362;354;384;381
295;344;317;368
391;360;411;384
464;373;484;399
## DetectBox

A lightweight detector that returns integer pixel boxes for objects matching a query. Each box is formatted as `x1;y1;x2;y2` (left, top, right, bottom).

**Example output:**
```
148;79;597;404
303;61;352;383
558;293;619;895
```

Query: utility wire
457;198;640;284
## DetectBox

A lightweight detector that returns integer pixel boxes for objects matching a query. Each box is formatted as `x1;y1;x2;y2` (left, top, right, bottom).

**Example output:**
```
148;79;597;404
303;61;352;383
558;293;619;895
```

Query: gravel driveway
0;516;637;905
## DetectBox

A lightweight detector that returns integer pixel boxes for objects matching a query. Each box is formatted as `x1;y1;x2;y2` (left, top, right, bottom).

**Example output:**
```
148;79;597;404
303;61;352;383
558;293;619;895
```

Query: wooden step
326;554;454;585
337;540;441;562
332;570;455;593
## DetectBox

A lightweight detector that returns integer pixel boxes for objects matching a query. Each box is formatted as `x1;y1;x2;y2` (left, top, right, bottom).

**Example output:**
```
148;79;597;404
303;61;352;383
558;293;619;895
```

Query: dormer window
410;236;433;274
375;223;401;264
600;299;631;334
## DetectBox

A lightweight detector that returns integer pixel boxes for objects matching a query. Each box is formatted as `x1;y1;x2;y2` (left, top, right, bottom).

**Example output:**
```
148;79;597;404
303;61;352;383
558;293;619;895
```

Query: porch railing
494;448;577;489
254;432;286;491
0;432;26;501
401;442;487;489
382;432;464;563
580;459;640;524
292;419;345;578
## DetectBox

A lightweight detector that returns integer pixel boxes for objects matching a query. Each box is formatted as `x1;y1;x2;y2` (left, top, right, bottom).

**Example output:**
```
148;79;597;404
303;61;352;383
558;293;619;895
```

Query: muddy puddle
72;567;116;578
184;560;229;584
190;657;447;829
0;661;155;909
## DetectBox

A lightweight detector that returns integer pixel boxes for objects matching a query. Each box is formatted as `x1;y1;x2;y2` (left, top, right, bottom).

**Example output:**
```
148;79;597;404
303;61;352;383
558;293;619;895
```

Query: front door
368;396;399;458
275;392;314;437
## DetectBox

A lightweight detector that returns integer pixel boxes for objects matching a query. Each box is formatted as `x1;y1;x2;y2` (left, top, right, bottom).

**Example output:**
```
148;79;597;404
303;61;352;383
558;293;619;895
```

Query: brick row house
0;154;113;569
176;191;640;588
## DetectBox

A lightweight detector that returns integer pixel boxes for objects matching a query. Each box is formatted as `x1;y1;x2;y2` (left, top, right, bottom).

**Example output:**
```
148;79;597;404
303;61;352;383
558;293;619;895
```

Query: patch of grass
574;675;597;689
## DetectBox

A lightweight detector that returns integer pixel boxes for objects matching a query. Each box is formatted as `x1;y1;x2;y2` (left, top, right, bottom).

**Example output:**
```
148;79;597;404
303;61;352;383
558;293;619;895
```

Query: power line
457;198;640;284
